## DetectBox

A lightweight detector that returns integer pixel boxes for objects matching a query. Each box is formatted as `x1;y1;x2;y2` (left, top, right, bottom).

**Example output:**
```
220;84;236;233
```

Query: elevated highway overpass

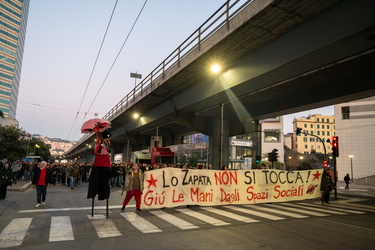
66;0;375;167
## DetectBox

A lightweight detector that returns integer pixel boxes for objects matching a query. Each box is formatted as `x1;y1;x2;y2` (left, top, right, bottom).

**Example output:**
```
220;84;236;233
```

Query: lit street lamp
349;155;354;183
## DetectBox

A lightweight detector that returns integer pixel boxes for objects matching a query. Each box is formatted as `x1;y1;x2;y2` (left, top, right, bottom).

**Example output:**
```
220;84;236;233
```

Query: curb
7;181;32;191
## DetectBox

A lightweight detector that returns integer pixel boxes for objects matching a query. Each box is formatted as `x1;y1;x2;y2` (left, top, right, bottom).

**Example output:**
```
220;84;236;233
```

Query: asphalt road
1;181;374;250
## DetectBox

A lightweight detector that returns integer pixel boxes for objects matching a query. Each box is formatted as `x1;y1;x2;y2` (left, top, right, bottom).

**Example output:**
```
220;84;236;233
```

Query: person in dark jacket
32;161;53;207
320;167;334;205
0;162;13;200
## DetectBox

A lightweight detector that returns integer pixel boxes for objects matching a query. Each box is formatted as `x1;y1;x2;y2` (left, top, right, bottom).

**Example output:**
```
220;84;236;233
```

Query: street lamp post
349;155;354;183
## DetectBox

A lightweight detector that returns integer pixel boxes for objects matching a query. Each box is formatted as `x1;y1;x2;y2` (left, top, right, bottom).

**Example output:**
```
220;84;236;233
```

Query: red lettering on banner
214;171;238;185
172;189;185;203
246;186;269;203
190;188;213;202
143;190;165;206
220;188;240;203
273;185;304;199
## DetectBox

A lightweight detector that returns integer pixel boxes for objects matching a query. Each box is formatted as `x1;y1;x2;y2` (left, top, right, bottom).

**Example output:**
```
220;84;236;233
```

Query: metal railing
68;0;252;154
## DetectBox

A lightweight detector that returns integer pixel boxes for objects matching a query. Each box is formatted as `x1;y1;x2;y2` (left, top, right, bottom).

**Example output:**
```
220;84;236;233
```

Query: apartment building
292;114;335;154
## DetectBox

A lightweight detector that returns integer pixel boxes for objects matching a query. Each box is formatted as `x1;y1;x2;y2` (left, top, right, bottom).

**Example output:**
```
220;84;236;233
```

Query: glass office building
0;0;30;118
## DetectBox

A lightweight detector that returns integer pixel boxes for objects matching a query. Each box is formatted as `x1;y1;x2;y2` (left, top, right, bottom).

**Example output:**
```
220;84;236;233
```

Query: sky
16;0;334;142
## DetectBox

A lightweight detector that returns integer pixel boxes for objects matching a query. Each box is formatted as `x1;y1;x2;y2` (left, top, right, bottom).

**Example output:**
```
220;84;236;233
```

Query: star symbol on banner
312;170;321;181
146;174;158;188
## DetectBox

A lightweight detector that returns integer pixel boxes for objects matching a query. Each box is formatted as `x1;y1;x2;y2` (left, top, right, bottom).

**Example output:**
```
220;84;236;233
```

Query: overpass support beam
122;141;133;162
209;117;230;169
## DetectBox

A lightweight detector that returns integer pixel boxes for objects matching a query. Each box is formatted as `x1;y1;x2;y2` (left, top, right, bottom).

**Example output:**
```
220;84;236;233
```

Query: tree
0;110;4;118
0;125;27;161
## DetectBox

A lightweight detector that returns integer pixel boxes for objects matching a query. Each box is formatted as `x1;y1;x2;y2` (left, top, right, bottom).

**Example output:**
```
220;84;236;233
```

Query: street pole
333;155;338;199
349;155;354;183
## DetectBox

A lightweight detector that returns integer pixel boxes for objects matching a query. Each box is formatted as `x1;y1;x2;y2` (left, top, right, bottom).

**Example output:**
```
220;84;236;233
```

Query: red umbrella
81;118;111;133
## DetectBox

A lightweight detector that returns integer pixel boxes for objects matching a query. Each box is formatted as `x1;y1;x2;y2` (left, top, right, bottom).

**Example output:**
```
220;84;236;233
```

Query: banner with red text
141;168;323;209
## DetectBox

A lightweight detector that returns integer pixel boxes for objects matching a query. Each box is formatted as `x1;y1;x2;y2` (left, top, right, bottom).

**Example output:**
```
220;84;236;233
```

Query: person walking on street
32;161;53;207
344;173;351;190
0;162;13;200
11;159;22;184
320;167;334;205
121;163;144;212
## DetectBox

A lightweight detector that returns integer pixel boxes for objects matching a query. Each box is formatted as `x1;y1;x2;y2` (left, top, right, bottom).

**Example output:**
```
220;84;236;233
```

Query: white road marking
120;212;162;233
149;210;199;230
49;216;74;242
176;208;230;226
226;205;285;220
265;203;328;217
18;205;134;213
87;215;122;238
244;205;308;219
0;218;33;248
200;206;260;223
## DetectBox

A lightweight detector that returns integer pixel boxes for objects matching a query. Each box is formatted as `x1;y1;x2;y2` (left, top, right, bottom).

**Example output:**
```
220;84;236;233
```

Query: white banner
141;168;323;209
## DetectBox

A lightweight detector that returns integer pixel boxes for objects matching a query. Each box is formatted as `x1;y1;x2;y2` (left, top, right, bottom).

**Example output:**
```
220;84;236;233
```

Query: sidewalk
7;180;33;191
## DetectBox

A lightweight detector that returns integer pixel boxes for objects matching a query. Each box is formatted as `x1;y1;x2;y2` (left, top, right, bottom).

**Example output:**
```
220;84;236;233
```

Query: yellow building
292;114;335;154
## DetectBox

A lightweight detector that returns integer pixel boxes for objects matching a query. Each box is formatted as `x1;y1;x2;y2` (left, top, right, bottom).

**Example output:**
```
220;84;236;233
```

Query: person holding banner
121;163;144;212
320;167;334;205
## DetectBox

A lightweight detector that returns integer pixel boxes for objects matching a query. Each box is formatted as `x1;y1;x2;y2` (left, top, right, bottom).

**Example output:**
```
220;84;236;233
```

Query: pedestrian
69;164;79;190
0;161;13;200
344;173;351;190
11;159;22;184
320;167;334;205
32;161;53;207
121;163;144;212
87;131;112;200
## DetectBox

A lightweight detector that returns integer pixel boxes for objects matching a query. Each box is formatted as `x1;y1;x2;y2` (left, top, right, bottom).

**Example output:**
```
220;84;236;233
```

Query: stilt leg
91;198;94;217
106;198;109;219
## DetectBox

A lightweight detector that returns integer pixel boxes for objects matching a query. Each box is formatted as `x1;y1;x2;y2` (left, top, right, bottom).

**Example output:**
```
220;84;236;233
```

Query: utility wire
66;0;119;140
71;0;149;140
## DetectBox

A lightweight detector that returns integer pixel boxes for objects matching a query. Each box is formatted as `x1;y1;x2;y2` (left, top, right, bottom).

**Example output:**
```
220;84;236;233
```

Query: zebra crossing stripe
200;207;260;223
149;210;199;230
176;208;230;226
0;218;32;248
244;205;309;219
120;212;162;233
264;204;329;217
302;203;366;214
87;215;122;238
49;216;74;242
226;205;285;220
296;203;348;215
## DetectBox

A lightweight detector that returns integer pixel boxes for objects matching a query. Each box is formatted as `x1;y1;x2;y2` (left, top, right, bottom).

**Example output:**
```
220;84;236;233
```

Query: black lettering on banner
182;169;189;185
162;171;169;188
244;171;256;184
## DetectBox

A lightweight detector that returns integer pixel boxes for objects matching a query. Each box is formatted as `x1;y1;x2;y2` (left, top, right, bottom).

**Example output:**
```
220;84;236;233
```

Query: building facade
292;114;335;155
334;96;375;182
0;0;30;118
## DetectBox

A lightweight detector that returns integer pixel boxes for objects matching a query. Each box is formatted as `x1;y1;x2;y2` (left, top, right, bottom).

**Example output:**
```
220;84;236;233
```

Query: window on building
310;138;315;142
264;130;280;142
322;118;325;122
327;125;330;129
327;131;330;136
310;131;313;135
310;124;313;128
317;125;320;129
342;106;350;119
304;124;307;128
322;131;325;136
305;145;308;149
317;118;320;122
303;137;307;142
326;119;330;123
322;125;325;129
311;145;314;149
317;131;320;135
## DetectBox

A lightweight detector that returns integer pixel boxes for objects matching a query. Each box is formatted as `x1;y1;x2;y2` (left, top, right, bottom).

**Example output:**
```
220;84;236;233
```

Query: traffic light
331;136;339;157
268;153;273;162
255;156;261;163
295;127;302;136
323;160;328;168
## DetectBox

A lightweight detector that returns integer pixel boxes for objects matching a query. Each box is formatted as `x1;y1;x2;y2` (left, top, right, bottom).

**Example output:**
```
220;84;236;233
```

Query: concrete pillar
209;117;229;169
122;141;133;162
